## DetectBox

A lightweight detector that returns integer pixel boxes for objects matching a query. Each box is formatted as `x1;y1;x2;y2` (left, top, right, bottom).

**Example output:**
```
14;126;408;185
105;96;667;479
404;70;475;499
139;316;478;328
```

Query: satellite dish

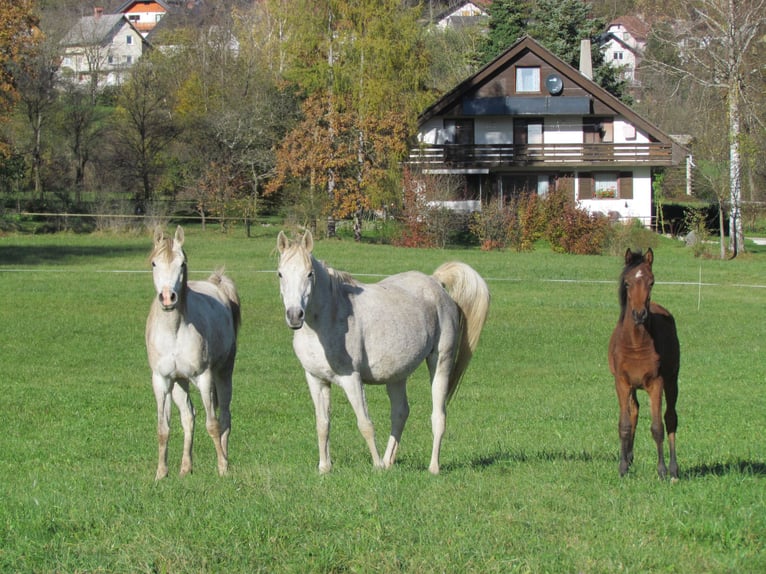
545;73;564;95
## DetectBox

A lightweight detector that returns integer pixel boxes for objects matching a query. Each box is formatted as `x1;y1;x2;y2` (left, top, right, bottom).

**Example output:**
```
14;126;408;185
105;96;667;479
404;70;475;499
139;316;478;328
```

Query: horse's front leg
306;373;333;474
383;380;409;469
647;379;667;479
615;377;635;477
171;380;195;477
152;373;173;480
338;375;383;470
664;380;679;481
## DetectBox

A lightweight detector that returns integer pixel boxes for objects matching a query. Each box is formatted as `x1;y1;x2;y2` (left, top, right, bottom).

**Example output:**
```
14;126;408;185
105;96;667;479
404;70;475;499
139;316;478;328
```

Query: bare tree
643;0;766;257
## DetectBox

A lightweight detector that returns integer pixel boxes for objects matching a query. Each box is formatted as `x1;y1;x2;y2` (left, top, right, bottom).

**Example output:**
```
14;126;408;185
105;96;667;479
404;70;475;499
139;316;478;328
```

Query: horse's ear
153;226;164;245
174;225;185;248
624;248;633;264
645;247;654;267
277;230;289;254
302;230;314;253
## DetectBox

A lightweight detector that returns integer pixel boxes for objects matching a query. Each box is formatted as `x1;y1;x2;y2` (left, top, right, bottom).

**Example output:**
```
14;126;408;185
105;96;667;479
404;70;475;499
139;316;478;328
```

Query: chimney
579;39;593;80
94;7;104;19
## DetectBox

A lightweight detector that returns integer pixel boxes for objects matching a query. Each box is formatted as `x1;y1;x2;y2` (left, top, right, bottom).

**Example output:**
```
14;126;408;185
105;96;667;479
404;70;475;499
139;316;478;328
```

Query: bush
604;218;658;256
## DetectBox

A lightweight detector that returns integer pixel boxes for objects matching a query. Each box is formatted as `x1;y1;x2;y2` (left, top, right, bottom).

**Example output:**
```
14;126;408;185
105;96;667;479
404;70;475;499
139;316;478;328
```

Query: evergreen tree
474;0;529;67
528;0;630;101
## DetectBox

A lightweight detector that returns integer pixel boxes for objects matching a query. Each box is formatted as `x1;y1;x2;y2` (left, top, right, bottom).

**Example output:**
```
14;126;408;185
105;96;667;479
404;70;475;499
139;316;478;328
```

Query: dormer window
516;67;540;93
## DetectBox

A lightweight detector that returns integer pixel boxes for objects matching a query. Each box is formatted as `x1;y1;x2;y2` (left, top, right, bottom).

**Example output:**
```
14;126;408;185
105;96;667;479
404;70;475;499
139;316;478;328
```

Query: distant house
59;10;150;87
408;35;686;226
116;0;174;37
601;16;649;84
433;1;490;29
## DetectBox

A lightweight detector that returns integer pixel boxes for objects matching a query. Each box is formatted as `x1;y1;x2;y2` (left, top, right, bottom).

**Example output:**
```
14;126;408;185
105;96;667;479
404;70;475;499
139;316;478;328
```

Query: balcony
408;142;676;171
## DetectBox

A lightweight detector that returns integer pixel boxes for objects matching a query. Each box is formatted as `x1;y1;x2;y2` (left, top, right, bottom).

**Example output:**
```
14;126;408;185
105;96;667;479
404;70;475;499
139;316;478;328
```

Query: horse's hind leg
383;380;409;469
664;378;679;480
428;359;452;475
214;373;233;476
171;380;195;476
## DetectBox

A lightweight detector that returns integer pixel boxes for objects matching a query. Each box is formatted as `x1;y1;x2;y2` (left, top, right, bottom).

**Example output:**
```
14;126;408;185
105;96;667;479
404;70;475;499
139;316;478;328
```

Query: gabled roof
116;0;175;13
419;35;674;146
607;15;650;42
61;14;136;46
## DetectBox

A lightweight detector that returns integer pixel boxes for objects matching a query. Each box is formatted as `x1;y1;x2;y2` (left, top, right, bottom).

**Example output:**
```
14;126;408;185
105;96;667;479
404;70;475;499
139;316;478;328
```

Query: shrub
543;189;610;255
604;218;658;256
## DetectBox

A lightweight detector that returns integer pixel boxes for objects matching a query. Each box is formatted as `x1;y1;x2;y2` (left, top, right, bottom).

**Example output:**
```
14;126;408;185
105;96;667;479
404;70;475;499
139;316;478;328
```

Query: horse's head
276;230;315;330
620;248;654;326
151;225;187;312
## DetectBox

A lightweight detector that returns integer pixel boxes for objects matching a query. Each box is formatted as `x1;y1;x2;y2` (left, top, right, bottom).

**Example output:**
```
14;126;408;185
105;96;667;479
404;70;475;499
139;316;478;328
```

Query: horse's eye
151;261;156;267
278;272;283;279
308;271;314;279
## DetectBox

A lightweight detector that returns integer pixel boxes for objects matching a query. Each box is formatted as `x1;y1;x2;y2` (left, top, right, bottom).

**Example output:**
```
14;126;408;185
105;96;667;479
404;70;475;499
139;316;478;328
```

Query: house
59;10;150;87
433;1;490;29
408;35;686;226
115;0;174;37
601;16;649;84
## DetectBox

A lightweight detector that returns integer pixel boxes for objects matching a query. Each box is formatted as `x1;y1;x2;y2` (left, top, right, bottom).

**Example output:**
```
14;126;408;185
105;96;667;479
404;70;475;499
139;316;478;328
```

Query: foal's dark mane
618;250;649;321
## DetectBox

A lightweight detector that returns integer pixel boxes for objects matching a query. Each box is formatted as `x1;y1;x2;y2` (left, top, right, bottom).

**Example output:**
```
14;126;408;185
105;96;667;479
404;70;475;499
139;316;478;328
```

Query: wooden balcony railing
408;143;676;169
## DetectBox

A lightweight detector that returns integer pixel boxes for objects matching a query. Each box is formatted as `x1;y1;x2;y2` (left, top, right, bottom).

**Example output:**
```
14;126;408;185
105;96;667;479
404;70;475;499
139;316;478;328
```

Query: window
513;118;543;145
579;172;632;200
125;55;133;64
613;52;624;60
128;15;139;22
126;35;133;45
594;173;618;198
516;67;540;93
443;119;474;145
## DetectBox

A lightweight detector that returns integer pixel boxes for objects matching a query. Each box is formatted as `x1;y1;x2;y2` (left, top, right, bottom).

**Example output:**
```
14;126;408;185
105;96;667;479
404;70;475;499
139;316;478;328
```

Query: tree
641;0;766;256
267;0;428;239
474;0;529;67
13;34;58;199
528;0;631;101
0;0;40;157
109;57;179;207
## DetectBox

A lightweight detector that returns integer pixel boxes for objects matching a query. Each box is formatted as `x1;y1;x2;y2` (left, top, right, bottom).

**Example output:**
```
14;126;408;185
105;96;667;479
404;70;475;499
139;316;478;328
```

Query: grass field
0;225;764;573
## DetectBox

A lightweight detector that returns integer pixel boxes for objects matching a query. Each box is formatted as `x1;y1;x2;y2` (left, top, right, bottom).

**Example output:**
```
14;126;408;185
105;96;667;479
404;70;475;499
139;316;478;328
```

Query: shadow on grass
682;459;766;479
0;245;146;267
444;452;766;478
438;449;615;472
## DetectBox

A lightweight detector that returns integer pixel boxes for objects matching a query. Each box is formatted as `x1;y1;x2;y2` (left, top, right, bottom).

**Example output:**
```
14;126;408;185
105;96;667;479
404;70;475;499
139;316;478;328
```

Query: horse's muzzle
159;288;178;311
285;307;305;330
632;308;648;325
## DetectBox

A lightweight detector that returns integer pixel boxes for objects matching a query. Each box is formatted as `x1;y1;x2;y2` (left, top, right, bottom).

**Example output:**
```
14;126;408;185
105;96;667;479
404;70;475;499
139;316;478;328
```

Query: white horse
276;230;490;474
146;226;241;480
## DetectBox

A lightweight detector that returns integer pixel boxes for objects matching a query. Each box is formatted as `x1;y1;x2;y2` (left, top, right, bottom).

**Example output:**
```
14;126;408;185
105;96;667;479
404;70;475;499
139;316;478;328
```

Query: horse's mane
618;250;647;319
319;258;359;300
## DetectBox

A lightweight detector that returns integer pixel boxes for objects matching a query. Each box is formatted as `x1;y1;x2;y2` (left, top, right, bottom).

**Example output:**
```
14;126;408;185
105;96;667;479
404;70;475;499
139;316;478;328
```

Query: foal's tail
209;268;242;337
432;262;490;402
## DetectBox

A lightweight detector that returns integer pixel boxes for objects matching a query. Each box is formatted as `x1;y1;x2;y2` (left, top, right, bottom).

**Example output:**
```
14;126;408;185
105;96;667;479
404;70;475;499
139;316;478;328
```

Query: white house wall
578;166;653;225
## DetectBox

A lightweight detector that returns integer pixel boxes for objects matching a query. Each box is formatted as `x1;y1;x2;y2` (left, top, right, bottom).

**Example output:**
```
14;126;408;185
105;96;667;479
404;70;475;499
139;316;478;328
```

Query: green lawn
0;225;763;573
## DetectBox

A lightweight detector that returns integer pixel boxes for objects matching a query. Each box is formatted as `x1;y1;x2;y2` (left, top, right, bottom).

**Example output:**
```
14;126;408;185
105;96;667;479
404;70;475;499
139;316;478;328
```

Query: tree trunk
728;81;744;257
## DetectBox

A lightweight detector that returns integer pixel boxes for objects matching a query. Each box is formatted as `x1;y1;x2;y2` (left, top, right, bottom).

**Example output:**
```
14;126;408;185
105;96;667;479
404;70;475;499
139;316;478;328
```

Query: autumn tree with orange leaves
0;0;40;157
264;0;428;240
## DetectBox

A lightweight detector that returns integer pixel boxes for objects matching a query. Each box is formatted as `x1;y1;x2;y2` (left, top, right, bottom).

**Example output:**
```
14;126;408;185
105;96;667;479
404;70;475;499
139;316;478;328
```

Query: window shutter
619;172;633;199
579;173;593;199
